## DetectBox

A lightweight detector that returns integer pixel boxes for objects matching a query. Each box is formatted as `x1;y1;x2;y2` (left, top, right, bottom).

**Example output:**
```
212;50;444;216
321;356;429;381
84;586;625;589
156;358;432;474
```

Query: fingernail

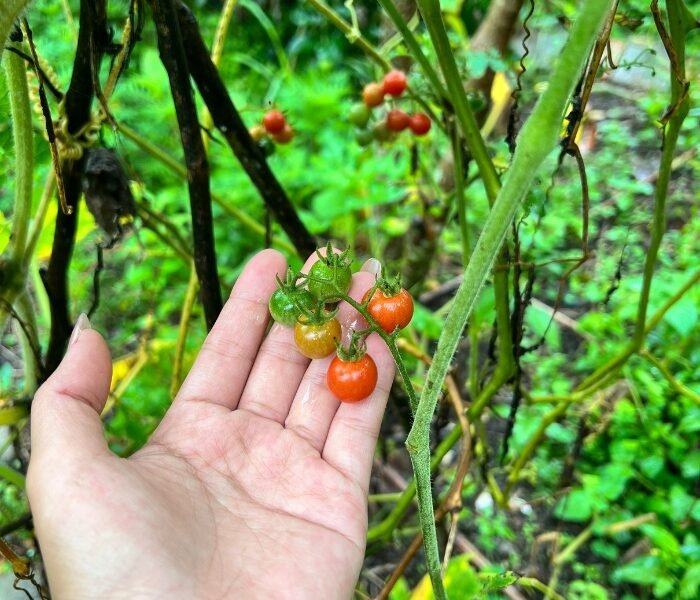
361;258;381;277
69;313;91;346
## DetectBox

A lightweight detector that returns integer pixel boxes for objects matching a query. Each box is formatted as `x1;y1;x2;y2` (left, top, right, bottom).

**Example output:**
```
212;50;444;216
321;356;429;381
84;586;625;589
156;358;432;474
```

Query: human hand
27;249;394;599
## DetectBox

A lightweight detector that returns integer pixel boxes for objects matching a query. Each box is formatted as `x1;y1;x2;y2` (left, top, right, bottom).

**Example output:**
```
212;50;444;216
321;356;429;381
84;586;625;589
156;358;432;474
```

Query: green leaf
664;296;698;337
555;489;592;522
680;562;700;599
480;571;518;593
389;577;411;600
612;555;663;586
641;524;682;558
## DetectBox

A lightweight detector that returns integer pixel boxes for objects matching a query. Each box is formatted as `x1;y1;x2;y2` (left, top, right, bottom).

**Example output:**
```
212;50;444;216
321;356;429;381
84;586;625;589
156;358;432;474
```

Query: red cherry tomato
294;317;341;359
327;353;378;403
408;113;431;136
362;82;385;108
263;110;286;134
363;288;414;333
272;122;294;144
386;109;410;132
383;70;407;97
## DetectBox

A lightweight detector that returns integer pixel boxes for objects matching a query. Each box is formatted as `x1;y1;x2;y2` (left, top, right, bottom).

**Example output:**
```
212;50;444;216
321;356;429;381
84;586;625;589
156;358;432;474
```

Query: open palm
28;250;394;600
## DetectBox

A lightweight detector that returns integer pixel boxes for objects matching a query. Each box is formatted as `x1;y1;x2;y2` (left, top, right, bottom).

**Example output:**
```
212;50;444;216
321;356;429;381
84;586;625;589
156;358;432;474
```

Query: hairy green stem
632;0;691;347
0;0;30;62
376;0;447;99
307;0;390;69
414;0;501;204
405;3;612;596
5;44;33;265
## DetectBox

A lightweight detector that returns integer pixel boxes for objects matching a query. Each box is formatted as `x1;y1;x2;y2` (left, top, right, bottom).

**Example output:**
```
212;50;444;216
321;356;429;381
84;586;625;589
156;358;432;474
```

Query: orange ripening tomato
363;288;414;333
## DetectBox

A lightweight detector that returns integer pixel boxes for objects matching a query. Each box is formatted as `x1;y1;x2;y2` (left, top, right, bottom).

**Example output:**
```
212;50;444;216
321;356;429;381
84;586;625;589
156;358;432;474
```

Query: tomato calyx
366;273;403;301
335;331;369;363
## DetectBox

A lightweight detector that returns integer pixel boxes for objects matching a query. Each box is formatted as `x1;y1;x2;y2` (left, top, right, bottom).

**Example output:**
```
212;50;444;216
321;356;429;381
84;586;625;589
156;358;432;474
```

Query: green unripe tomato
372;121;393;143
307;256;352;301
348;103;371;128
258;138;276;157
355;128;374;147
268;287;316;326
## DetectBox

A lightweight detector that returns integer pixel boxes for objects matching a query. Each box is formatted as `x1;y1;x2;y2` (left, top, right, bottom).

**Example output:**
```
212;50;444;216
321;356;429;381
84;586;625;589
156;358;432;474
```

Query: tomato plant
408;112;431;136
382;70;407;97
263;109;286;134
362;82;384;107
294;317;342;359
363;287;414;333
327;353;378;402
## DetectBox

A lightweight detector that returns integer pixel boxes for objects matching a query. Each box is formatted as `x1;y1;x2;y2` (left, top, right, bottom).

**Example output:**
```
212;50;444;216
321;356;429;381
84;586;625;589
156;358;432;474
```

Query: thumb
29;314;113;466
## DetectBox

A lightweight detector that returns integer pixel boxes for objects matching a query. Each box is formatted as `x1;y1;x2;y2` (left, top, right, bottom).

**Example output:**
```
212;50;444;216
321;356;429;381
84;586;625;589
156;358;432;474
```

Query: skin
27;248;394;600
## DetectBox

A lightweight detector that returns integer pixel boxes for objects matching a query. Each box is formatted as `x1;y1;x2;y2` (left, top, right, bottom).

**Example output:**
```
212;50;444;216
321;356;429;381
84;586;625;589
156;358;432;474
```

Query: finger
175;249;286;410
28;315;112;473
237;247;336;422
321;333;394;493
284;265;381;451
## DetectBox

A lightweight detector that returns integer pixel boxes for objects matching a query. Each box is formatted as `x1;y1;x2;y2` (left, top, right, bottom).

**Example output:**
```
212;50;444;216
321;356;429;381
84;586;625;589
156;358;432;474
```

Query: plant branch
175;0;317;258
405;2;612;595
151;0;223;330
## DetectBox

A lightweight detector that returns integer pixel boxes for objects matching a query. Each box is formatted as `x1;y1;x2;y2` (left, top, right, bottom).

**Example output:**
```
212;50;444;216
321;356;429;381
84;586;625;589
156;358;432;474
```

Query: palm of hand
28;250;393;600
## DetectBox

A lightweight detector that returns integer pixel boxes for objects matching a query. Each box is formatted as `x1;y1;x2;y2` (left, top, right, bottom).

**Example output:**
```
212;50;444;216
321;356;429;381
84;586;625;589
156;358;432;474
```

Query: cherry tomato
362;82;384;108
327;353;378;403
307;254;352;300
363;287;414;333
408;113;431;136
258;138;276;157
269;287;316;327
355;128;374;147
249;124;267;142
386;109;410;132
272;123;294;144
349;103;371;128
372;121;393;143
294;317;342;359
383;70;407;97
263;109;286;134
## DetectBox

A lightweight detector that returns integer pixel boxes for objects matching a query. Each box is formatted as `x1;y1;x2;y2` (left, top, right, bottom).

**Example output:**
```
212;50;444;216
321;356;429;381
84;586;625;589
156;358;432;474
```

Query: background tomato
363;288;414;333
362;82;384;107
294;318;341;359
263;109;286;134
386;109;410;132
382;70;407;97
408;113;431;136
327;353;378;402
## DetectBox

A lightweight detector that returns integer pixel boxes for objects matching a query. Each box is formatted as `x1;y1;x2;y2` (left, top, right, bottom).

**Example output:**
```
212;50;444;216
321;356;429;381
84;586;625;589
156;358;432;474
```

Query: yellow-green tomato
294;318;342;359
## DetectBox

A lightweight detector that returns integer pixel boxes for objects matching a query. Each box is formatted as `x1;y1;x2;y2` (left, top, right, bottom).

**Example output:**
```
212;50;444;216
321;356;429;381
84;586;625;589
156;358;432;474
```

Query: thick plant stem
633;0;692;348
0;0;30;62
5;45;33;266
414;0;500;204
404;3;612;596
376;0;448;100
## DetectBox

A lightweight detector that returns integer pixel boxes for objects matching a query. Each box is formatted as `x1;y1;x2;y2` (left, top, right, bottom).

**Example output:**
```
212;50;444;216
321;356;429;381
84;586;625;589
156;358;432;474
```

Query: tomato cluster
268;247;414;403
350;70;432;147
249;109;295;156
